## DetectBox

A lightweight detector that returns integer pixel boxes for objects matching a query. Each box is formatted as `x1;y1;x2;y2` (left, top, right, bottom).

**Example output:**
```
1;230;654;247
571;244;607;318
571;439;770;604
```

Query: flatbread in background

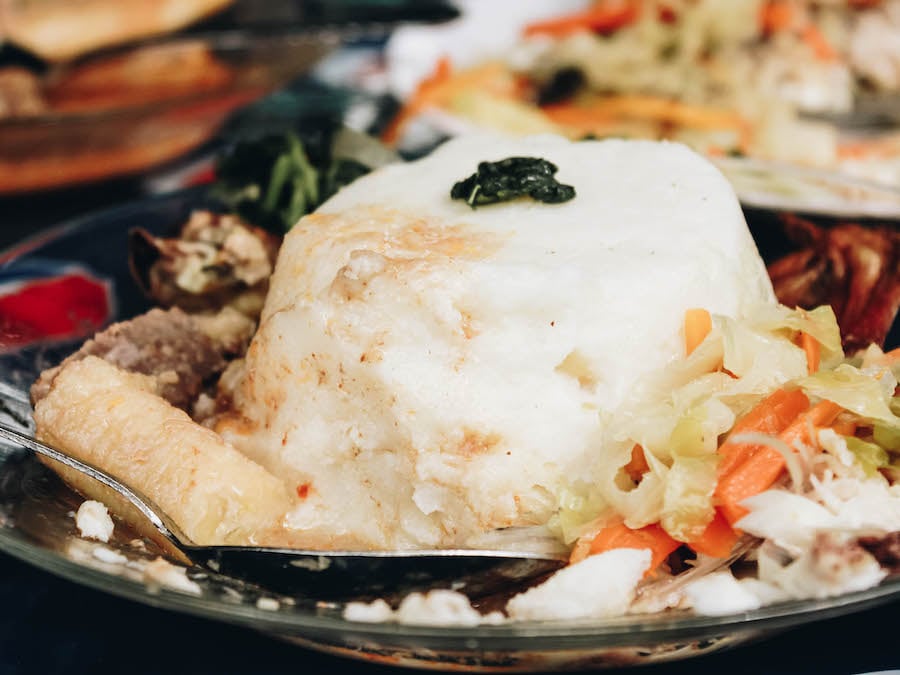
0;0;235;62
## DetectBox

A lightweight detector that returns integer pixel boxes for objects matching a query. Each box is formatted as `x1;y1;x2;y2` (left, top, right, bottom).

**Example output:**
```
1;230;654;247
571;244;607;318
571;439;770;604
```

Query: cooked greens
451;157;576;209
212;131;371;233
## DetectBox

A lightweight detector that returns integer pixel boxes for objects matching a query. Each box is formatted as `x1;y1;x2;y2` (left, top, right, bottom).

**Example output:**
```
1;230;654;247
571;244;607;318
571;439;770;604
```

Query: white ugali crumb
506;549;651;621
91;546;128;565
343;598;394;623
75;500;114;542
142;558;202;596
343;591;505;626
397;590;502;626
683;571;764;616
256;597;281;611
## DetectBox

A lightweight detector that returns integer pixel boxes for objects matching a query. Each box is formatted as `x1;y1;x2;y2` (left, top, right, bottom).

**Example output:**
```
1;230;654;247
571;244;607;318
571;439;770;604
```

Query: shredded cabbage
843;436;891;477
750;304;844;365
551;482;610;545
551;298;898;615
799;364;900;429
661;454;718;541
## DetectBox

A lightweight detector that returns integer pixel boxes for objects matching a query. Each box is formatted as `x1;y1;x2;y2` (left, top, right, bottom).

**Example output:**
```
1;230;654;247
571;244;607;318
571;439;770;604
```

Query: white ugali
218;133;775;550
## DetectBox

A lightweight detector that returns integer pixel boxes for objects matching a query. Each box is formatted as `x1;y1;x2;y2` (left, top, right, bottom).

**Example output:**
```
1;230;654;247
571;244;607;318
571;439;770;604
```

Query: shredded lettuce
874;421;900;453
715;314;808;395
799;364;900;429
843;436;891;477
750;304;844;364
553;482;610;545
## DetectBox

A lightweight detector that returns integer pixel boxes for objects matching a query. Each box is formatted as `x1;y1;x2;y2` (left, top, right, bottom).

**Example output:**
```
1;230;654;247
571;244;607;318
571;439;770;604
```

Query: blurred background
2;0;900;223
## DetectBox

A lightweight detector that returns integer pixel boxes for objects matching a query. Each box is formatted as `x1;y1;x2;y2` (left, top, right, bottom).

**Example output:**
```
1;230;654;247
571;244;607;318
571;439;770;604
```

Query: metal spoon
0;422;565;597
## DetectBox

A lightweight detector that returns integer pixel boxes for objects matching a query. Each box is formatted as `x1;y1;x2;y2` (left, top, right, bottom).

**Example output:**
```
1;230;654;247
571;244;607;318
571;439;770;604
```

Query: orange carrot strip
716;399;842;525
684;308;712;356
830;413;858;437
801;24;837;61
687;509;739;558
799;331;821;374
624;444;650;482
838;135;900;160
523;0;640;38
759;0;794;34
779;399;843;448
544;96;747;132
586;521;680;575
381;56;452;145
542;95;752;153
716;388;811;479
381;60;517;145
569;536;594;565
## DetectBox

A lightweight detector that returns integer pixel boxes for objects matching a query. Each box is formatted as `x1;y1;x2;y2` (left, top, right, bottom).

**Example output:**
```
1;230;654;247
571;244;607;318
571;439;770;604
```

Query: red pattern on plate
0;274;110;347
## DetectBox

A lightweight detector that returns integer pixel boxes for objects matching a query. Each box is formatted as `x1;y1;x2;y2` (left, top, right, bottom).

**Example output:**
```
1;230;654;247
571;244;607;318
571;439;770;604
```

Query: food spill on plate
28;132;900;622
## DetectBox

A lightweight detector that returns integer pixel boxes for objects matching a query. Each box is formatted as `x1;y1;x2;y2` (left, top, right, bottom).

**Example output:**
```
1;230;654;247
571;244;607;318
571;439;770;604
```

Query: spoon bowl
0;421;565;597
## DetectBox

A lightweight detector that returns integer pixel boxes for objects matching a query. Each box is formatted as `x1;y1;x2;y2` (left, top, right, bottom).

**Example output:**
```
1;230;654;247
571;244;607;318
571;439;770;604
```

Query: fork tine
0;382;33;434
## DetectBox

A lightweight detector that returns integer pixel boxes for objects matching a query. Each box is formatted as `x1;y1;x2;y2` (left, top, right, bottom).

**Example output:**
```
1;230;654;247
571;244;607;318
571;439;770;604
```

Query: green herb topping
450;157;576;209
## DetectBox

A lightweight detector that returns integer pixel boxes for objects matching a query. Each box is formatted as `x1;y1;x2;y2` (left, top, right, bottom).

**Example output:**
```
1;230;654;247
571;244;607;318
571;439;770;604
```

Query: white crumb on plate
91;546;128;566
256;597;281;611
142;557;202;596
683;571;766;616
75;500;114;543
343;598;394;623
506;548;651;621
396;590;505;626
343;590;505;626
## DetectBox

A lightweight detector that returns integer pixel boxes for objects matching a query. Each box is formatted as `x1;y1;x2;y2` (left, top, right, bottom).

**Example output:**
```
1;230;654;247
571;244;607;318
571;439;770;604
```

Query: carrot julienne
381;59;517;146
686;509;739;558
522;0;640;38
624;444;650;482
581;521;681;575
684;308;712;356
799;331;821;374
716;398;843;525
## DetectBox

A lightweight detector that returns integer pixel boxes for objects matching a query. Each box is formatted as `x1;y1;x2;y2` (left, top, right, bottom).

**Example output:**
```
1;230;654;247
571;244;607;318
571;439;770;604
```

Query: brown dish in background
0;33;339;194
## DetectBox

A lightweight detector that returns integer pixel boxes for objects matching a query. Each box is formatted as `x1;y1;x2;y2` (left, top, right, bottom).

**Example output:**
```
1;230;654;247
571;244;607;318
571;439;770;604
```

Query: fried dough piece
33;356;293;547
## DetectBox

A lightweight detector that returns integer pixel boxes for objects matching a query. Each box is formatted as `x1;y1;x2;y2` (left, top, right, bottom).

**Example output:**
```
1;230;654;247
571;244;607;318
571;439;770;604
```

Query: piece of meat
129;210;280;318
768;215;900;352
858;531;900;574
31;306;254;410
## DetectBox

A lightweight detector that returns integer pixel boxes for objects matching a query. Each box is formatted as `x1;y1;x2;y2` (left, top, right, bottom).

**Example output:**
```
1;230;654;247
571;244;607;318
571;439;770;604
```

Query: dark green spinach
450;157;576;209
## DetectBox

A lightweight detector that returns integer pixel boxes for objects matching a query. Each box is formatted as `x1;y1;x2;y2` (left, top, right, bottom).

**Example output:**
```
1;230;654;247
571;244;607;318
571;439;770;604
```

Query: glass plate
0;190;898;672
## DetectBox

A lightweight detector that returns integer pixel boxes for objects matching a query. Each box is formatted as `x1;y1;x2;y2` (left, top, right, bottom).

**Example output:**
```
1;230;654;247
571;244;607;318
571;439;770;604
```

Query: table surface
1;182;898;675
